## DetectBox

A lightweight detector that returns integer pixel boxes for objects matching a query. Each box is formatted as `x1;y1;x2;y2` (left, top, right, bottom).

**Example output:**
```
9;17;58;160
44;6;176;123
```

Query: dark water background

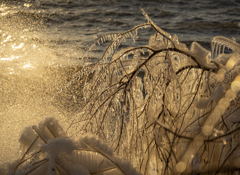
1;0;240;60
0;0;240;164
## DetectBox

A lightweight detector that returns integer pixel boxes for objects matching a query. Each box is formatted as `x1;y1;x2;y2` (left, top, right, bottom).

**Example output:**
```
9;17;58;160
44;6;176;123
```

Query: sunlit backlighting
225;89;236;100
0;55;19;61
226;59;236;70
231;75;240;93
23;3;31;8
7;67;14;74
217;68;226;82
12;43;24;50
226;53;239;71
0;5;9;16
23;63;34;69
1;35;12;44
1;12;8;16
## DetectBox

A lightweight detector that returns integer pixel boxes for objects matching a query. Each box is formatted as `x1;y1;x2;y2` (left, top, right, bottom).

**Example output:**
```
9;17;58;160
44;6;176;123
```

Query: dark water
1;0;240;59
0;0;240;163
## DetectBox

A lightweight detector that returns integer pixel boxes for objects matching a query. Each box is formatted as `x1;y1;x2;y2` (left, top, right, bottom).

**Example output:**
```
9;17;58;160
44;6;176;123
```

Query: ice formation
3;8;240;175
3;117;142;175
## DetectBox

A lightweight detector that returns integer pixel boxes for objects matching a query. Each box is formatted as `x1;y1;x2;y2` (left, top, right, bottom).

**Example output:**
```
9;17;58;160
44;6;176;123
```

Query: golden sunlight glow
0;55;19;61
218;98;230;109
217;68;226;81
231;75;240;93
225;89;236;100
226;59;236;70
23;63;34;69
0;5;9;16
226;53;239;71
217;68;226;75
12;43;24;50
1;12;8;16
214;104;226;116
1;35;12;44
7;67;14;74
23;3;31;8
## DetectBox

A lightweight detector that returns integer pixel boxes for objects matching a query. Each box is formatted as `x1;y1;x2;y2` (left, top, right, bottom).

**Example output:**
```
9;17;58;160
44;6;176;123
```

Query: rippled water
0;0;240;163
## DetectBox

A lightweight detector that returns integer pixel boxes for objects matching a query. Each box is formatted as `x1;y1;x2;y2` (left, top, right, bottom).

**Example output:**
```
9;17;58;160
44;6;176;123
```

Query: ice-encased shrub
4;117;142;175
4;8;240;175
55;8;240;174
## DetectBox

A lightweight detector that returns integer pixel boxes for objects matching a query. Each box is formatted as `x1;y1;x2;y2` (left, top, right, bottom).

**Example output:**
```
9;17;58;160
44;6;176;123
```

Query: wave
177;21;240;33
1;10;63;25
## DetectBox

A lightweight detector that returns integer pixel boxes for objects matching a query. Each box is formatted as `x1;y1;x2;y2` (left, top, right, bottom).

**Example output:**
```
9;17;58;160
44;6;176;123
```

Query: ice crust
4;117;142;175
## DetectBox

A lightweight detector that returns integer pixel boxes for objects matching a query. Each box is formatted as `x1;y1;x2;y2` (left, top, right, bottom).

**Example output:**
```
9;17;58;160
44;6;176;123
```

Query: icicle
215;43;219;58
222;45;225;53
218;44;221;56
211;42;216;59
212;36;240;53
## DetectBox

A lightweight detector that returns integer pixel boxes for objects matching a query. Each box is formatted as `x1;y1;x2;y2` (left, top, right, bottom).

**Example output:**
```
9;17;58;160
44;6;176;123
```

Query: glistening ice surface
1;0;240;166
